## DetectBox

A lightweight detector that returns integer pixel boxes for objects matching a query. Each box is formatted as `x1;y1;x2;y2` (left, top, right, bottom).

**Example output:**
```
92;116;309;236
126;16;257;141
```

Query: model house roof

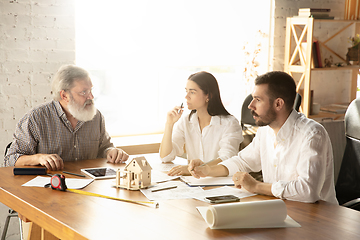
125;156;152;172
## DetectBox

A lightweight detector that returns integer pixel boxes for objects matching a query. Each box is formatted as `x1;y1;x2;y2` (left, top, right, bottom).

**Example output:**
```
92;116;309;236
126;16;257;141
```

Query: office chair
294;93;302;112
241;94;256;131
1;142;23;240
335;98;360;210
240;94;256;151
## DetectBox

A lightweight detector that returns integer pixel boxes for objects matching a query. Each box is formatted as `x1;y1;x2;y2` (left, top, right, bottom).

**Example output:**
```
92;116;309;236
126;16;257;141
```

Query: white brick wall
0;0;75;159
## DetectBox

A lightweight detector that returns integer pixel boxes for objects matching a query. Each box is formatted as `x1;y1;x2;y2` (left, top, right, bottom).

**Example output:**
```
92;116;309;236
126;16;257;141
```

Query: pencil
151;186;177;192
178;103;184;113
63;171;86;178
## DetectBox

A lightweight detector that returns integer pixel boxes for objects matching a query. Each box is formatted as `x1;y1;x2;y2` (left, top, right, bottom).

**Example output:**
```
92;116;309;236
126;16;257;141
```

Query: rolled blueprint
196;199;300;229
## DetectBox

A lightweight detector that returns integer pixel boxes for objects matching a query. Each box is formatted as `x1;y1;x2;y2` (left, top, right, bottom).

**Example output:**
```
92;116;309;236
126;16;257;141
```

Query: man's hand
106;148;129;164
37;154;64;171
232;172;273;196
167;165;190;176
188;159;211;179
232;172;260;193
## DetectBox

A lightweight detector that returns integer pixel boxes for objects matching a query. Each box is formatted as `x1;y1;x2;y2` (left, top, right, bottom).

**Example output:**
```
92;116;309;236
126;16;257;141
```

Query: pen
178;103;183;113
151;186;177;192
191;158;218;171
63;171;86;178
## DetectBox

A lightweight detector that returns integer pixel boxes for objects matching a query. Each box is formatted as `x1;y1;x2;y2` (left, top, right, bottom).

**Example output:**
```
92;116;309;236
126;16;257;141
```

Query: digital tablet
81;167;117;179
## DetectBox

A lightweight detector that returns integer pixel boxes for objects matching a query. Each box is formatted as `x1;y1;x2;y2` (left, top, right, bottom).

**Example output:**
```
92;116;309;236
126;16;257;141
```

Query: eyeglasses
67;88;93;98
77;88;93;97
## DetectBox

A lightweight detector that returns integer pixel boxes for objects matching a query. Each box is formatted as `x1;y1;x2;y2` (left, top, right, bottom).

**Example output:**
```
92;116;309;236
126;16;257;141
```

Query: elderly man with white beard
4;65;128;170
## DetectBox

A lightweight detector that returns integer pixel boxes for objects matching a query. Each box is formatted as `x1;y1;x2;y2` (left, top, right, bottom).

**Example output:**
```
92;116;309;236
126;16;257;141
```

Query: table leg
25;222;59;240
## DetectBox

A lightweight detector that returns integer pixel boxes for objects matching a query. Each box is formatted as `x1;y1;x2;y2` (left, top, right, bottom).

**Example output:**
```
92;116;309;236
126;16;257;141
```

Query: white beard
68;97;97;122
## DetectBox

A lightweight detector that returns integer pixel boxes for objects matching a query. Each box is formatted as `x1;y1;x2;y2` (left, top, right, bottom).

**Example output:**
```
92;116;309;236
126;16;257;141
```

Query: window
75;0;271;137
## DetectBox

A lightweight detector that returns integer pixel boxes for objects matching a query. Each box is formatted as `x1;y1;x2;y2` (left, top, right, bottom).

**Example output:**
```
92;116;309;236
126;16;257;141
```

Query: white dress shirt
160;112;243;163
221;110;338;204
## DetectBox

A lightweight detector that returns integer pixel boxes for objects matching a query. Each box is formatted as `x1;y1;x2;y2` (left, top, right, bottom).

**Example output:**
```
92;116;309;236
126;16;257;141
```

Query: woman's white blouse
160;112;243;163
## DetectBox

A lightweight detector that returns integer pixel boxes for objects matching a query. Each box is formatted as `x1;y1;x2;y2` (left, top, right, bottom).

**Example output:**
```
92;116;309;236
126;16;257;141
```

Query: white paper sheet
22;176;94;189
151;170;180;183
150;162;180;172
196;199;301;229
140;181;204;201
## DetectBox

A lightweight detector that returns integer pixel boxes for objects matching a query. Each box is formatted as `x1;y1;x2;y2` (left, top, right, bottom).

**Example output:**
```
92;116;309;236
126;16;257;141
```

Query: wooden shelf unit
284;17;360;117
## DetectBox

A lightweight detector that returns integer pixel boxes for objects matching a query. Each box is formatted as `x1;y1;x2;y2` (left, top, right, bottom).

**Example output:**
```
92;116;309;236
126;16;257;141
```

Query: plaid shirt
4;100;114;166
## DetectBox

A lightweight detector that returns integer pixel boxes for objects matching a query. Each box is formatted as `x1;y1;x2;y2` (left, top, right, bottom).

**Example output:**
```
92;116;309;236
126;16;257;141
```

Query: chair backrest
4;142;11;157
294;93;302;112
241;94;256;128
335;98;360;206
344;98;360;140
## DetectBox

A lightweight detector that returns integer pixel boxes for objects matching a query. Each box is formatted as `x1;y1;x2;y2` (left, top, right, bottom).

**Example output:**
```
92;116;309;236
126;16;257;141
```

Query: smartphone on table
205;195;240;204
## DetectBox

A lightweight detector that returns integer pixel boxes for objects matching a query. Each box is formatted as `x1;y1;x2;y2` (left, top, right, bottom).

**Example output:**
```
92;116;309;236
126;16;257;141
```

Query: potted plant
346;34;360;65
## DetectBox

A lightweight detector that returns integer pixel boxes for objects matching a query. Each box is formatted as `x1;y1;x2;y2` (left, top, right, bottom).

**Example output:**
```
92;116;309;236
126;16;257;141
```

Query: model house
116;156;152;190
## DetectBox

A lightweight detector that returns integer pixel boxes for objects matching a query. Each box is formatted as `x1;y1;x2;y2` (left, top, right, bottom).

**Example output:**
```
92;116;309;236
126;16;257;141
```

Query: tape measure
49;174;158;208
50;174;67;191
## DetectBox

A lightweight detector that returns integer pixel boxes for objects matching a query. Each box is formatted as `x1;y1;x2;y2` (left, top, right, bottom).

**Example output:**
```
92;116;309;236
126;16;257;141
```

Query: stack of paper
298;8;334;19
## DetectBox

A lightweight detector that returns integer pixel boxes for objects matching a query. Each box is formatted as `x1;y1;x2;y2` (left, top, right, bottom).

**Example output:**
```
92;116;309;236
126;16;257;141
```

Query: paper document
181;176;234;186
150;162;180;172
22;176;94;189
196;199;301;229
140;181;204;201
151;170;180;183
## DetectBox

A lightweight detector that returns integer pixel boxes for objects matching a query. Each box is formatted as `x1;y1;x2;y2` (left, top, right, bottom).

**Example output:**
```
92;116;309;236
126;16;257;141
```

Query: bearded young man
4;65;128;170
189;71;338;204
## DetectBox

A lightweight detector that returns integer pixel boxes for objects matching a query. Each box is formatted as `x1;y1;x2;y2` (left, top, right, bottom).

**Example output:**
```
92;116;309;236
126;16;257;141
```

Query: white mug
312;103;320;115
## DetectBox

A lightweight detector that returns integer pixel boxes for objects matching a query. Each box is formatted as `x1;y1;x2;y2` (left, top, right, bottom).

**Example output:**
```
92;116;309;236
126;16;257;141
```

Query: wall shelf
284;17;360;117
311;66;360;71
